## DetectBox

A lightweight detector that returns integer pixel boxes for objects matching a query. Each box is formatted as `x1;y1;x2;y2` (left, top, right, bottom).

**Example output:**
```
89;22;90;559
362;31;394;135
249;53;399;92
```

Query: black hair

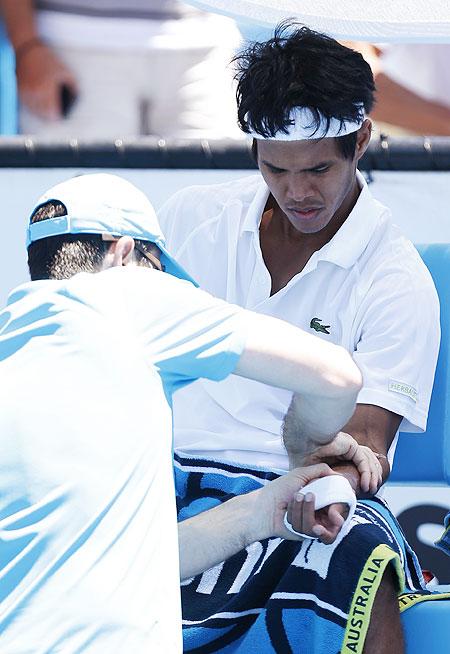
234;22;375;159
27;200;154;280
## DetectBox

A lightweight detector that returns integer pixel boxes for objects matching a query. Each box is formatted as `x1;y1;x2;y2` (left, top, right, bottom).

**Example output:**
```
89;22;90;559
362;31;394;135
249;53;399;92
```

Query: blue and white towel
175;453;445;654
435;512;450;557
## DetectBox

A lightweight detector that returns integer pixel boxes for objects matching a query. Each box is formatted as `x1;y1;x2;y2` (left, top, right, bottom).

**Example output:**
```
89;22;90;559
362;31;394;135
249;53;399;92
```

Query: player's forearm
287;417;392;495
0;0;38;50
328;459;390;497
329;405;396;491
178;491;264;580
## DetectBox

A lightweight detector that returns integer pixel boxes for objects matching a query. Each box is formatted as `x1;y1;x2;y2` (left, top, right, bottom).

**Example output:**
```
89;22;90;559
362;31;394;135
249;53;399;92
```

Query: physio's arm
234;312;362;451
178;464;334;580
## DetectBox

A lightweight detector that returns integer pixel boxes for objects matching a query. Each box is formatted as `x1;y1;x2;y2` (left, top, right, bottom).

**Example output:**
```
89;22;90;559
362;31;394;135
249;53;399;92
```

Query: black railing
1;135;450;170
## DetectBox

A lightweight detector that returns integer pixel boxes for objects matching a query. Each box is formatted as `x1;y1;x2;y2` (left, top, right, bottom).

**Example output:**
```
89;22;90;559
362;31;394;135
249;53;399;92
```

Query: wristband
15;37;45;66
283;475;357;540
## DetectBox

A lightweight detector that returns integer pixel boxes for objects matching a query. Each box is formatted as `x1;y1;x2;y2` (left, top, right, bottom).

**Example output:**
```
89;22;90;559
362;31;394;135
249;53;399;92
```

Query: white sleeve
353;270;440;432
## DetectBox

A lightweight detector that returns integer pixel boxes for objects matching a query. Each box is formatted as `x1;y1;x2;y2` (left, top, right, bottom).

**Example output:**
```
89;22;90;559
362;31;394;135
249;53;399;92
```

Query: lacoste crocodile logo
310;317;331;334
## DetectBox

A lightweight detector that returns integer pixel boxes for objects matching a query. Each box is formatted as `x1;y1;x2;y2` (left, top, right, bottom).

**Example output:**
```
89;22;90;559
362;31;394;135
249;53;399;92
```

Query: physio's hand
16;42;78;120
300;431;383;495
253;463;344;543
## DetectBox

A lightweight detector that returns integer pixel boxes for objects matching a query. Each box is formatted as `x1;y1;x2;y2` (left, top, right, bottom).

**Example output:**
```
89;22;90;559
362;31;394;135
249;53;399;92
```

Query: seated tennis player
0;172;382;652
158;24;441;654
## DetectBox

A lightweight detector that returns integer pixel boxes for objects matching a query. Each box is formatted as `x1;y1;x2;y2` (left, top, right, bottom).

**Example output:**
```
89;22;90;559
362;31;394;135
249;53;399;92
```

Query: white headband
247;106;365;141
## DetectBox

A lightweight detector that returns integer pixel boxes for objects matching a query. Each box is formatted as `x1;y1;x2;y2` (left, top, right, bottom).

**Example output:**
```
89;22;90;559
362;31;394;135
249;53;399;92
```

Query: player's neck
259;180;361;294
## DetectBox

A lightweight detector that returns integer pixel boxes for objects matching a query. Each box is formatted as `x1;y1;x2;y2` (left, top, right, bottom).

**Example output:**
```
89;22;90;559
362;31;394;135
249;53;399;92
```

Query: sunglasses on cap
101;233;165;272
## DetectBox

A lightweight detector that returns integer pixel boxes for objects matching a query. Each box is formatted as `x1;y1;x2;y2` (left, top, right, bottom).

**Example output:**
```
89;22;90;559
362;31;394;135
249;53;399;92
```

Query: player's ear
354;119;372;161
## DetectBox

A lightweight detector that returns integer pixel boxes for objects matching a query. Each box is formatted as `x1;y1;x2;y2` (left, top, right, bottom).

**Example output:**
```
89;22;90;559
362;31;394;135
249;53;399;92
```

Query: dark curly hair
234;22;375;159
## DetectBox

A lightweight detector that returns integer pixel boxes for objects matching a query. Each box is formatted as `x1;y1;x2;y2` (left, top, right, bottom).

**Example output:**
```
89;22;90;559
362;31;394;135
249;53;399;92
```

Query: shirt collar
241;176;270;233
242;171;389;269
318;171;389;269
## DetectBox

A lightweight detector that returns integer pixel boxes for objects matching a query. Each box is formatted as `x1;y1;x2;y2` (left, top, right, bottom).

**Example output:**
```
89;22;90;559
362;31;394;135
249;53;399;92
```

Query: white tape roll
283;475;356;540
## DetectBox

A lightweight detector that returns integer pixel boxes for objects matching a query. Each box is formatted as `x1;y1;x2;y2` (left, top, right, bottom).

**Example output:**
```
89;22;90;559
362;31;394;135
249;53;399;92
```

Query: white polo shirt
0;266;248;652
158;172;440;471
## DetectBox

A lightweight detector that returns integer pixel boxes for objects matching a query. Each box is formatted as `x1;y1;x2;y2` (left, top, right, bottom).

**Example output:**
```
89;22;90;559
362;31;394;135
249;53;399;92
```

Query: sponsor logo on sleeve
388;380;418;403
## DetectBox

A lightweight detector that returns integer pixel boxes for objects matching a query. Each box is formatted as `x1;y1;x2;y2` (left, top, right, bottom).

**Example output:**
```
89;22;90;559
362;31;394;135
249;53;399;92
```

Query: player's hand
285;495;347;544
301;432;383;495
16;42;78;120
254;463;342;542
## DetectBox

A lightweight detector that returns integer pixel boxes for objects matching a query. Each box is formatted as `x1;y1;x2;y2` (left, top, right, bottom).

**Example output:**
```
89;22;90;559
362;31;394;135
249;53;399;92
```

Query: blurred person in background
0;0;242;138
350;42;450;136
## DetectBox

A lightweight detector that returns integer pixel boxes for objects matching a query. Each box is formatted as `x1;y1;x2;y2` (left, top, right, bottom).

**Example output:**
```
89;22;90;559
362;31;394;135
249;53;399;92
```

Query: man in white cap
158;24;440;654
0;172;379;651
